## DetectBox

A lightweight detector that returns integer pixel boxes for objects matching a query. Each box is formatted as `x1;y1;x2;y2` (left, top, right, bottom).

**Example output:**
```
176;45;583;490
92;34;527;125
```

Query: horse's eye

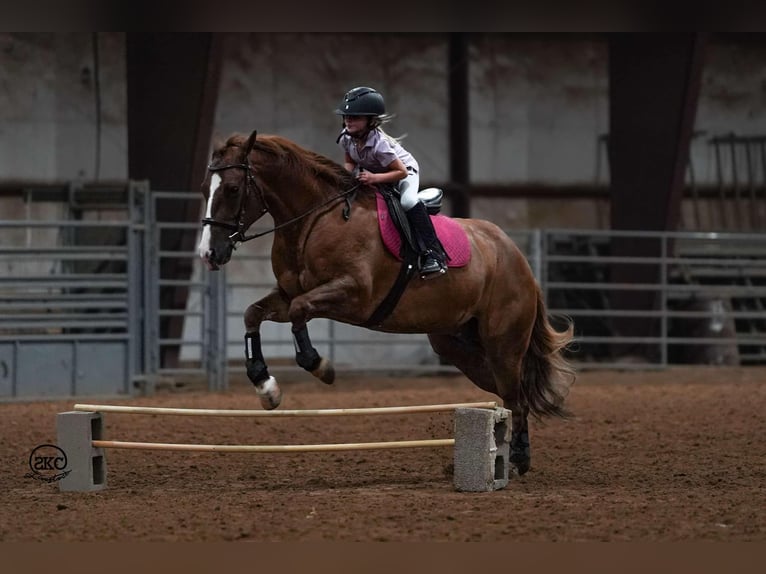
225;185;239;195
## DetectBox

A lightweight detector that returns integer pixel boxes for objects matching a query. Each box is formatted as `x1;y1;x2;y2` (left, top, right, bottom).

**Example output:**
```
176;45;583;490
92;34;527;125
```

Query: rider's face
343;115;368;135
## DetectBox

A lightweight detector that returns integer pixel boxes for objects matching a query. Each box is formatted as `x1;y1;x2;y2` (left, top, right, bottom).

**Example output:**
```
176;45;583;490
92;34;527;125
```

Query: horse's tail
521;285;576;419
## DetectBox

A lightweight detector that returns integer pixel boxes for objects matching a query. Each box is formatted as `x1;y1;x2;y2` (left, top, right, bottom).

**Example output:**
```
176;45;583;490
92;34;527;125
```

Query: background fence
3;184;766;399
0;183;146;398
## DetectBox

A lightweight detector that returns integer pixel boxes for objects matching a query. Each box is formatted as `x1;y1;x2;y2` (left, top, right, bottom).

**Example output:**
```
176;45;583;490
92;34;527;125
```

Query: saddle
376;186;471;268
362;185;471;328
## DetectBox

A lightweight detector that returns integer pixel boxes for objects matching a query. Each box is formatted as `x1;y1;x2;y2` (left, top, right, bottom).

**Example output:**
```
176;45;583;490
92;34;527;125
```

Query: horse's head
198;129;268;270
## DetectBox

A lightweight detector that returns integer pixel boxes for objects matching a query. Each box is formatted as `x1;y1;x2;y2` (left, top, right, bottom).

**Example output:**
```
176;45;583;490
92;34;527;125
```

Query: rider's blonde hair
370;114;407;145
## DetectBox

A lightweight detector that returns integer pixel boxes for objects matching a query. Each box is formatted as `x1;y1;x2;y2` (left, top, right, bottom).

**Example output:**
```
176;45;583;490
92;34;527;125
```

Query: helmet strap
335;127;349;144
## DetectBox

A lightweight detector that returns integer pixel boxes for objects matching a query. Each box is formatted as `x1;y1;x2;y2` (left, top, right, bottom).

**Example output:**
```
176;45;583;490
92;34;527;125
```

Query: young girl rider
335;86;446;279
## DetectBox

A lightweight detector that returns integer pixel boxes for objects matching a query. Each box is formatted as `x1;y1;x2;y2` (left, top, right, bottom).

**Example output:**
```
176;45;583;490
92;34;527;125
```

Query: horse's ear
245;129;258;155
210;133;225;157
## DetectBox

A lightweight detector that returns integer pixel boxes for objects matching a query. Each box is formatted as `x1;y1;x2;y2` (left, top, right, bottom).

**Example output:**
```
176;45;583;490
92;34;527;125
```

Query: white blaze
198;173;221;259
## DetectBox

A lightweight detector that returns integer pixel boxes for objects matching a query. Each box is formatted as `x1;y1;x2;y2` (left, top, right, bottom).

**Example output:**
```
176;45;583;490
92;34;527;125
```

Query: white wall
0;33;127;183
3;33;766;203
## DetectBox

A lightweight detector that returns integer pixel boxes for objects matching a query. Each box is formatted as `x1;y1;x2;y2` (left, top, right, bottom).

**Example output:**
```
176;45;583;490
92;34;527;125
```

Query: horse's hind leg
485;337;533;476
429;324;531;475
508;406;531;476
428;321;498;396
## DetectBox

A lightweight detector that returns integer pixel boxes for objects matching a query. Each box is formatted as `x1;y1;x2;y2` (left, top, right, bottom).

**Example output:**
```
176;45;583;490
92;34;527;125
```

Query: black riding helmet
334;86;386;116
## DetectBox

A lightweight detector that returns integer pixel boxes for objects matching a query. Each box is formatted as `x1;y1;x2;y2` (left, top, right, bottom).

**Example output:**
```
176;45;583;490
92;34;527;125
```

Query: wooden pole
92;438;455;453
74;401;498;417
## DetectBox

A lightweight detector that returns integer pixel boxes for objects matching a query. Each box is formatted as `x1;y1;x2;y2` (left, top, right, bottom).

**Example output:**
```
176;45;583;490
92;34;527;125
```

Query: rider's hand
357;169;375;185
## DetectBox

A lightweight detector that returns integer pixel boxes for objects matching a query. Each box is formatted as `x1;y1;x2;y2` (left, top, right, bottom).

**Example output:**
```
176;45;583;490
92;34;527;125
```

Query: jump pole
72;401;498;417
57;404;510;493
91;438;455;452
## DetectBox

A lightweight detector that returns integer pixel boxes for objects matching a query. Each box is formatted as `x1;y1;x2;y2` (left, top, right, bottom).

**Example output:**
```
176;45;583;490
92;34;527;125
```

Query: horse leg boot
509;407;531;475
405;201;447;279
244;332;282;409
293;326;335;384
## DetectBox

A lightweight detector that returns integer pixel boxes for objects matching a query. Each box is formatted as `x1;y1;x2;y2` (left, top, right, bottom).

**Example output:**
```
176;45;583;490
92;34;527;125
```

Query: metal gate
0;182;147;398
1;184;225;399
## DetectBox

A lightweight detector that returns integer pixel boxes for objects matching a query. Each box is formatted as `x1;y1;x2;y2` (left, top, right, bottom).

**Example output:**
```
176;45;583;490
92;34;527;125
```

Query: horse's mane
214;133;355;190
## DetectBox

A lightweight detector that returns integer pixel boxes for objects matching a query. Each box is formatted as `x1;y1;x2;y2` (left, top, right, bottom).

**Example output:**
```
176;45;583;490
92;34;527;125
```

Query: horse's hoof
255;376;282;410
311;357;335;385
510;458;531;476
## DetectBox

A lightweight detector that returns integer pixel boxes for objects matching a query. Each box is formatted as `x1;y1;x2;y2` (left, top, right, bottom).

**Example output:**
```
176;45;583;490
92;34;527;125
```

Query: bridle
201;157;361;246
201;159;269;245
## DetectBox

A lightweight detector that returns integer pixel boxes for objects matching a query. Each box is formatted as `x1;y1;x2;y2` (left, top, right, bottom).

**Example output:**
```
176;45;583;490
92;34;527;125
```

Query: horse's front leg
292;325;335;384
244;288;290;410
287;277;356;385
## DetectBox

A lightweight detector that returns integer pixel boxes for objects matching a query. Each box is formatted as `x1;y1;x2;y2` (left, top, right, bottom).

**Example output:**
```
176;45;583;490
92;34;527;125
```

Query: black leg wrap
293;327;321;371
246;359;269;385
510;431;531;475
244;332;269;384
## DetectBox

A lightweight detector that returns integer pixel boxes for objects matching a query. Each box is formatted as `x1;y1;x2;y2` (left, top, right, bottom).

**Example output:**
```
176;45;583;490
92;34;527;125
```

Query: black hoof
510;456;531;476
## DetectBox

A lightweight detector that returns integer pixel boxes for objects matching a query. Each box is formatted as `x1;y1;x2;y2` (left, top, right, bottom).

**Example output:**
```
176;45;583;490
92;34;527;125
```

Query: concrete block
56;411;107;492
453;407;510;492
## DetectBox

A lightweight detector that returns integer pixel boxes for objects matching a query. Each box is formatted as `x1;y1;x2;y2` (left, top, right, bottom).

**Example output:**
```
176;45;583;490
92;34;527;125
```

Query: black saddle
379;185;444;259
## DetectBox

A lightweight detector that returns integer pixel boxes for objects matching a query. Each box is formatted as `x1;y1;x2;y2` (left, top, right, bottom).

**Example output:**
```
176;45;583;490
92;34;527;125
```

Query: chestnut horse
198;130;575;475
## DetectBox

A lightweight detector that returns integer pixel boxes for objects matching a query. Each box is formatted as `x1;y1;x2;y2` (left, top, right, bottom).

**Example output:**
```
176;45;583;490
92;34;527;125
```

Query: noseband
201;160;269;245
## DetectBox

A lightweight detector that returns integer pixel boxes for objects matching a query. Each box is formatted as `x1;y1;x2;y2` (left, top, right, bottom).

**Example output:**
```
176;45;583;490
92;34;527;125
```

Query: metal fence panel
0;183;145;399
5;182;766;400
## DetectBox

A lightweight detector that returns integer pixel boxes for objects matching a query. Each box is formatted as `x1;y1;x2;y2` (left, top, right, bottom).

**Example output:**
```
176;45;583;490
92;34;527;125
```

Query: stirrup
419;254;447;280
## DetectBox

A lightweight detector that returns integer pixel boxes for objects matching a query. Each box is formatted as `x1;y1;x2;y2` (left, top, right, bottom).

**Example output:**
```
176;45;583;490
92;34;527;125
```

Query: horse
197;129;575;475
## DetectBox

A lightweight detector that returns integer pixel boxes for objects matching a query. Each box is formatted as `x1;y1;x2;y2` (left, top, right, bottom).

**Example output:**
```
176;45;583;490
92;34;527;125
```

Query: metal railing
540;229;766;369
0;182;147;398
4;183;766;398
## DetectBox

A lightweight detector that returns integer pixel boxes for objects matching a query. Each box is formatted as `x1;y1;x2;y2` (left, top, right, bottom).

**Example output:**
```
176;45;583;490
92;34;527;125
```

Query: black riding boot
405;201;447;279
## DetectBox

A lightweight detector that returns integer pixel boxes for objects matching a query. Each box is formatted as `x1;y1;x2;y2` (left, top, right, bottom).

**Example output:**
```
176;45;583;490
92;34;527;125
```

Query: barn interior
2;32;765;398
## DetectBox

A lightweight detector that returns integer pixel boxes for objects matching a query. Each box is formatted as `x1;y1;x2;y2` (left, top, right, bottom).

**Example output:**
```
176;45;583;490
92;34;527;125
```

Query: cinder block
56;411;107;492
453;407;510;492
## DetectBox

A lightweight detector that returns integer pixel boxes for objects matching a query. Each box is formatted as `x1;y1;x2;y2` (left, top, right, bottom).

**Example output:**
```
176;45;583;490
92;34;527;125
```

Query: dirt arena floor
2;366;765;542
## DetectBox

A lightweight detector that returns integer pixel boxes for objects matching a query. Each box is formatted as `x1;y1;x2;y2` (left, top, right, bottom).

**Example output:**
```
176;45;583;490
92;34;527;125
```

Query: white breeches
398;169;421;211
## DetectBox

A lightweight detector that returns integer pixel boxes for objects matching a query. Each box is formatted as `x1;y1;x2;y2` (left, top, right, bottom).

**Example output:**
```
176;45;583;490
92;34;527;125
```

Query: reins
202;158;361;247
234;183;362;244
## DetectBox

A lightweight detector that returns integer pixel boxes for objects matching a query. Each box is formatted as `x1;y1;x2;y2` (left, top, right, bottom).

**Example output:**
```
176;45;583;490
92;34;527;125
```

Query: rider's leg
397;168;421;212
399;171;446;279
405;201;447;279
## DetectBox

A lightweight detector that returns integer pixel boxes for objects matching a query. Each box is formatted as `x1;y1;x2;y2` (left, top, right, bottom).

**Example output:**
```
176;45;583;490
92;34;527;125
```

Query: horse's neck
254;147;353;226
263;177;341;227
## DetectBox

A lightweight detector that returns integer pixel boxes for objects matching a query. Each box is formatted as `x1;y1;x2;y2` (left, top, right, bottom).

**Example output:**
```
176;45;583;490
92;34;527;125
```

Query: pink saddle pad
376;193;471;267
